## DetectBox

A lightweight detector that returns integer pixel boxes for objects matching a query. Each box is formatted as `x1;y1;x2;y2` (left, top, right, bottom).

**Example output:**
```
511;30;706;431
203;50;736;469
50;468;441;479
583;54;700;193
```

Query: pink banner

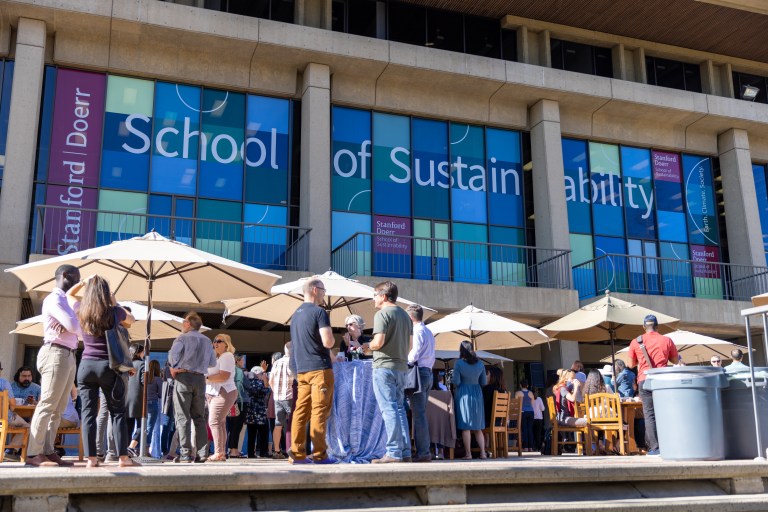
373;215;411;255
690;244;721;279
47;69;106;187
652;151;681;183
43;185;98;255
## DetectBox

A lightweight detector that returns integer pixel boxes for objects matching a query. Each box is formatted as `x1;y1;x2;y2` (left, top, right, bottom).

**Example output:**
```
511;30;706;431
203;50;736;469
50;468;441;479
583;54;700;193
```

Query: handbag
105;307;133;373
228;402;241;417
404;362;422;395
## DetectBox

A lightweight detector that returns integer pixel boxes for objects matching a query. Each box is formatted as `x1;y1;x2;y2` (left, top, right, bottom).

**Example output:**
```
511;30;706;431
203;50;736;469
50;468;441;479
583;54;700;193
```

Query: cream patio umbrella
11;301;211;341
428;304;549;351
434;350;513;365
223;270;435;327
6;231;281;460
601;330;748;366
542;291;679;375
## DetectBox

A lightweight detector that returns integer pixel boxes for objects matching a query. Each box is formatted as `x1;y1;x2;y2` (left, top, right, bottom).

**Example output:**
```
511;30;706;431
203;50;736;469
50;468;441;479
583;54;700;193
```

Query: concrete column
538;30;551;68
721;62;735;98
296;0;332;29
634;47;647;84
701;60;717;95
0;19;47;371
718;129;765;269
300;63;331;273
611;43;626;80
516;25;529;64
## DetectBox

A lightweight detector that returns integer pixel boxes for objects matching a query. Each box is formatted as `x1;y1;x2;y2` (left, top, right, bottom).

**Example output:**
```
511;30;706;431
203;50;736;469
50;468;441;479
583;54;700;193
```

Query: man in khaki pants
26;264;81;467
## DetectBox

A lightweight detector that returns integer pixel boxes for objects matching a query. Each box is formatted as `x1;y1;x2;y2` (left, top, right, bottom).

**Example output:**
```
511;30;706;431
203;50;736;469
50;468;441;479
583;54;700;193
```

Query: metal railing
31;205;311;271
331;232;572;289
573;253;768;301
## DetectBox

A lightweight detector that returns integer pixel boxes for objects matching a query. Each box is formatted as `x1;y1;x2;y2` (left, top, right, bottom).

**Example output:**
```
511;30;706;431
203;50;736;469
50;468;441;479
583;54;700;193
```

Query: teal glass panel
245;95;290;205
243;203;288;269
659;242;692;297
373;113;411;216
198;88;245;201
594;236;628;294
332;211;371;276
621;146;655;239
489;226;526;286
589;142;624;236
452;222;488;284
571;233;595;298
332;107;371;213
563;138;591;234
449;123;486;223
195;199;242;260
486;128;524;227
96;190;148;246
412;118;449;219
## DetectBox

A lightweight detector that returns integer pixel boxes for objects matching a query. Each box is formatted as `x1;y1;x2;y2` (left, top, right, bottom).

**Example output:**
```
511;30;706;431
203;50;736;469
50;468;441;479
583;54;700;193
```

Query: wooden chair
507;396;523;456
484;391;510;459
584;393;626;456
0;390;29;463
547;395;587;456
56;425;84;461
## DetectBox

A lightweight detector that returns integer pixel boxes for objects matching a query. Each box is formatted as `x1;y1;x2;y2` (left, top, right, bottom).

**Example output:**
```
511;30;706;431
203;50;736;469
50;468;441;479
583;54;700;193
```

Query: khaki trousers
290;368;334;461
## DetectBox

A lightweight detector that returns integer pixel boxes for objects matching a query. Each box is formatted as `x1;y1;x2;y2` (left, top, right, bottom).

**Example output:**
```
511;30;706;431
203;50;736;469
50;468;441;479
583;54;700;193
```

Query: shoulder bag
404;362;422;395
106;307;133;373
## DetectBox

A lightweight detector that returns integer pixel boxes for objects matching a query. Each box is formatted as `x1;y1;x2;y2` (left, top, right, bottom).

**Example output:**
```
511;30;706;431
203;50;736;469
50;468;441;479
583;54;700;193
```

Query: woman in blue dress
453;341;487;460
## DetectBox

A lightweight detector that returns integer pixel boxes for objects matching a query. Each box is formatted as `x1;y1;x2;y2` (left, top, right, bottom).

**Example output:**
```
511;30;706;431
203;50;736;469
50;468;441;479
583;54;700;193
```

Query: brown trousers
289;368;334;461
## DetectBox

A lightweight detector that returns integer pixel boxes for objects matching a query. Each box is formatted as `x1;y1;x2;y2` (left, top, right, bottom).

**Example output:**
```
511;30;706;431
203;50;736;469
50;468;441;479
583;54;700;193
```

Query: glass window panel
243;203;288;269
571;233;595;298
501;29;517;62
35;66;57;182
174;197;194;245
684;63;702;93
412;118;449;219
651;57;686;91
562;40;594;75
332;107;371;213
551;39;564;70
413;219;432;280
752;164;768;257
594;236;628;293
331;211;371;276
0;61;12;182
245;95;290;205
388;2;426;46
627;239;660;295
489;226;526;286
373;113;410;216
228;0;270;17
465;16;501;59
101;76;155;191
621;146;655;239
659;242;693;297
348;0;377;37
452;222;488;284
150;82;200;196
652;150;687;242
486;128;524;227
147;194;172;237
562;138;591;234
96;190;148;246
198;89;245;201
589;142;624;236
449;123;486;223
195;199;242;260
271;0;295;23
733;72;768;104
372;214;412;278
683;155;719;246
426;8;463;53
690;244;722;299
331;0;345;32
594;46;613;78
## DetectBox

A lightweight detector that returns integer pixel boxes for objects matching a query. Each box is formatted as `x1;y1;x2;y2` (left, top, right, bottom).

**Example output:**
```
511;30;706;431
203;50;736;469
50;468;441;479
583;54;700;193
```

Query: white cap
599;364;613;376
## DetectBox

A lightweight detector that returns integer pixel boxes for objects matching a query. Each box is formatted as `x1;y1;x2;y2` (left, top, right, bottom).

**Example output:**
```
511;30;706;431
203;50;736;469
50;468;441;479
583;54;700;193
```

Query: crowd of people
1;268;756;466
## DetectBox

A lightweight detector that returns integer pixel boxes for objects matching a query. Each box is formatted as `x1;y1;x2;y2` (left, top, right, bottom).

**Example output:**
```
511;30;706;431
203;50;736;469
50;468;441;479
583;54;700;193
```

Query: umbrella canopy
434;349;513;364
752;293;768;307
428;304;549;351
11;301;210;341
601;330;748;365
223;270;435;328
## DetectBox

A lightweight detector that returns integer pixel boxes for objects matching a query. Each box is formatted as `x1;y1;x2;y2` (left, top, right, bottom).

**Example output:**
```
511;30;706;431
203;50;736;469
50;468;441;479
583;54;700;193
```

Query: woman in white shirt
205;334;238;462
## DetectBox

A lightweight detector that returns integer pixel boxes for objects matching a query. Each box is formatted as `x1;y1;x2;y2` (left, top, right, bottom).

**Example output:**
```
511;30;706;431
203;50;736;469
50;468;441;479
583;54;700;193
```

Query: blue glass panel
452;222;488;284
753;164;768;258
332;107;371;213
245;96;290;205
243;204;288;269
198;89;245;201
571;233;595;299
486;128;524;227
150;82;200;196
35;66;57;182
0;61;13;181
590;143;624;237
449;123;487;224
412;118;449;219
652;151;687;242
562;138;591;234
659;242;693;297
175;198;194;245
373;113;411;217
683;155;719;246
594;236;628;293
147;194;172;237
331;211;372;276
621;146;655;239
627;239;660;295
489;226;526;286
195;199;241;259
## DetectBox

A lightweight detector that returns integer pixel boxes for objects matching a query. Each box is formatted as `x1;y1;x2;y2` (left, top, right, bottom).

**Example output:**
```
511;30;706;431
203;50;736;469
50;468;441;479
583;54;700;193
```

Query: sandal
206;454;227;462
118;458;142;468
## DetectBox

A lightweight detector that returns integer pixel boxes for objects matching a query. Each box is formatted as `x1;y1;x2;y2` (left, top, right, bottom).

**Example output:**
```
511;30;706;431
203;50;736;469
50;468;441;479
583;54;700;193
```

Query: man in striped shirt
268;341;293;459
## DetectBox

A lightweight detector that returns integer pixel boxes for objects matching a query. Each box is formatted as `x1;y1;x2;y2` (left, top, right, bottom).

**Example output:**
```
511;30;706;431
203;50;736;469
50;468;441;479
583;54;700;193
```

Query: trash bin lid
725;367;768;389
645;366;728;390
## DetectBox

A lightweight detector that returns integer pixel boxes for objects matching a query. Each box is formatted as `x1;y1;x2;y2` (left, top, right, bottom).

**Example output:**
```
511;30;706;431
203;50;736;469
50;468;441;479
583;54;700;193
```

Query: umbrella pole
744;315;766;461
610;328;617;391
138;269;155;461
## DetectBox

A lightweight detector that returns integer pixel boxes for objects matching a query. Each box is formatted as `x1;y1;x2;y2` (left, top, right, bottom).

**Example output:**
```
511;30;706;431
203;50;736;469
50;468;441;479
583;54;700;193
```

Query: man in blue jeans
406;304;435;463
363;281;413;463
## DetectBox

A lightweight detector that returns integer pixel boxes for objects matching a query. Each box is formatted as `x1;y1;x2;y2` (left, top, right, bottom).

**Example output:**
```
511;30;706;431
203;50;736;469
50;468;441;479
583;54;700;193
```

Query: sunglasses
711;360;721;363
213;339;224;344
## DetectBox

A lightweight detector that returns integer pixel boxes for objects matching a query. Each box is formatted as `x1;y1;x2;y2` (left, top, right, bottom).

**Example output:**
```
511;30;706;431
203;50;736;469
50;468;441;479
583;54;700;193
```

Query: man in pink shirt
627;314;679;456
26;264;81;467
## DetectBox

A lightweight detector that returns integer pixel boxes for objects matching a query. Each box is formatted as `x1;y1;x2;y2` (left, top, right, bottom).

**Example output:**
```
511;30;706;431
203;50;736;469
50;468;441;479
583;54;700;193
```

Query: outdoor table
426;390;456;451
621;399;644;454
13;404;35;420
326;360;387;463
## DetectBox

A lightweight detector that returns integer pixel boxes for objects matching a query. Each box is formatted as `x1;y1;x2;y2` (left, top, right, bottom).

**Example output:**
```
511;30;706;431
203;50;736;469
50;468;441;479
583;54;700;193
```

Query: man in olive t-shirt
363;281;413;463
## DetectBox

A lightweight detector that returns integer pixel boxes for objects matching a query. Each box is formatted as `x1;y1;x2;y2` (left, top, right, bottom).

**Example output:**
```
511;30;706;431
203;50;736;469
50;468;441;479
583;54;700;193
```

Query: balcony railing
331;232;572;289
573;253;768;301
32;205;311;272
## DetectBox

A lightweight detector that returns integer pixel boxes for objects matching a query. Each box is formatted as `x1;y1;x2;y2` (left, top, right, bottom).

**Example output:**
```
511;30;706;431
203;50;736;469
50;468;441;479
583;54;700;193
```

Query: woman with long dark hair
145;359;163;455
126;343;145;456
453;340;487;460
76;275;139;468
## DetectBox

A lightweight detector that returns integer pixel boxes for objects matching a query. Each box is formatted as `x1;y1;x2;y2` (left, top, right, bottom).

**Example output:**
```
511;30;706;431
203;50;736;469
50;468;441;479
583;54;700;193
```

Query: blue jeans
408;367;433;459
146;400;159;451
373;368;411;460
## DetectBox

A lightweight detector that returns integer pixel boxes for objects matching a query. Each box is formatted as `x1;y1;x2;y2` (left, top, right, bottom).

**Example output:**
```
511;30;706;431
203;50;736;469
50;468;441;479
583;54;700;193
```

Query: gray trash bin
722;367;768;460
645;367;728;461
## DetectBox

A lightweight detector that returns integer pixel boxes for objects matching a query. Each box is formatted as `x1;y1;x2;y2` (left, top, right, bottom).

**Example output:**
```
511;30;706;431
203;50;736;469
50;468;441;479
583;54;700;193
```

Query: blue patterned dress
453;359;487;430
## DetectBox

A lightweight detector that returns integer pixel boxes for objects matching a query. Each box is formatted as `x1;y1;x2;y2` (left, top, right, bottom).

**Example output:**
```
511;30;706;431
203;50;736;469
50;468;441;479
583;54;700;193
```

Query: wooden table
621;400;644;454
12;404;36;420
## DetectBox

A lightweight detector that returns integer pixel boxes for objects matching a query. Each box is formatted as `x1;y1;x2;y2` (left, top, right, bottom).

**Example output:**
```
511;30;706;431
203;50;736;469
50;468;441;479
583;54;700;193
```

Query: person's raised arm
320;326;335;349
49;291;81;334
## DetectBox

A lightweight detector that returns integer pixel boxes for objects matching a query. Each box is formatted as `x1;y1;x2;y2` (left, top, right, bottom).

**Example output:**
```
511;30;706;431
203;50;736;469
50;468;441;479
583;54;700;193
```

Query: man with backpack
626;314;679;456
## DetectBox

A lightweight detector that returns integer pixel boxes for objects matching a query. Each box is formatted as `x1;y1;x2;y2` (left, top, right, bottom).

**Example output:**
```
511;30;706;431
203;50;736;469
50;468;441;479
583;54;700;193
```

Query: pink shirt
42;288;81;350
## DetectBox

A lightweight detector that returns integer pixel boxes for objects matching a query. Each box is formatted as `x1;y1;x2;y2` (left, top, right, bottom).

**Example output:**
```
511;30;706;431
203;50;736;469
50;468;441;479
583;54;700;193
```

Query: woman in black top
339;314;372;361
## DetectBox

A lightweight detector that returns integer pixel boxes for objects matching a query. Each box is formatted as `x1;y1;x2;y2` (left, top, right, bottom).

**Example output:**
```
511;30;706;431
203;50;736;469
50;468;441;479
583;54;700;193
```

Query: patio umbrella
6;231;281;460
542;291;678;379
428;304;549;351
11;301;210;341
434;349;513;365
601;330;748;366
223;270;435;328
752;293;768;307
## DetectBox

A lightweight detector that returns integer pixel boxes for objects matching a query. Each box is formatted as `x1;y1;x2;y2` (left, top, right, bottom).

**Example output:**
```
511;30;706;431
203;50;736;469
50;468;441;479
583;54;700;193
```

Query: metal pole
744;315;766;461
763;313;768;365
138;265;160;463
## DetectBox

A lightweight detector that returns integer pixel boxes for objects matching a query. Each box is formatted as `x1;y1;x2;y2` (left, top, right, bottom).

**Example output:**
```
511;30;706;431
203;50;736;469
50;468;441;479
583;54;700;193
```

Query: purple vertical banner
690;245;721;279
44;69;105;255
47;69;106;187
373;215;412;254
43;185;98;255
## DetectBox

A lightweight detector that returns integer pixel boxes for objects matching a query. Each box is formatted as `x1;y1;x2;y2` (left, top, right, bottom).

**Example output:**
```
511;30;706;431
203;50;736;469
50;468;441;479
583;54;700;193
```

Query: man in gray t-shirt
363;281;412;463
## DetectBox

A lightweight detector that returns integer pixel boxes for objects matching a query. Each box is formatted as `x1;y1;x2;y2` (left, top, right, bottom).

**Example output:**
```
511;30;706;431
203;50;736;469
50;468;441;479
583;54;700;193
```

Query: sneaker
646;449;661;456
3;451;20;462
288;457;313;465
127;447;138;458
313;457;339;465
96;453;106;463
104;454;118;463
173;455;195;463
372;455;401;464
194;456;207;463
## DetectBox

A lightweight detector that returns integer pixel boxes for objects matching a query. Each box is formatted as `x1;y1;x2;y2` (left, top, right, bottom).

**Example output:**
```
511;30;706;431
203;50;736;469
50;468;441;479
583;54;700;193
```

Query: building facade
1;0;767;378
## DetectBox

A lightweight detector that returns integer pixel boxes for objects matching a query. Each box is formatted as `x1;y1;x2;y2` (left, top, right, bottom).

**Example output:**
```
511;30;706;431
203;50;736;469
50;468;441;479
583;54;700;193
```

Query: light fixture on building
741;85;760;101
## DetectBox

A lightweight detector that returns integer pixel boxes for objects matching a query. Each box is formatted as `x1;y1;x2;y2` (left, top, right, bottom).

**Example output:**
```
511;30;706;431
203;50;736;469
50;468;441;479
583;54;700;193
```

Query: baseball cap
643;314;658;326
599;364;613;376
574;371;587;383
